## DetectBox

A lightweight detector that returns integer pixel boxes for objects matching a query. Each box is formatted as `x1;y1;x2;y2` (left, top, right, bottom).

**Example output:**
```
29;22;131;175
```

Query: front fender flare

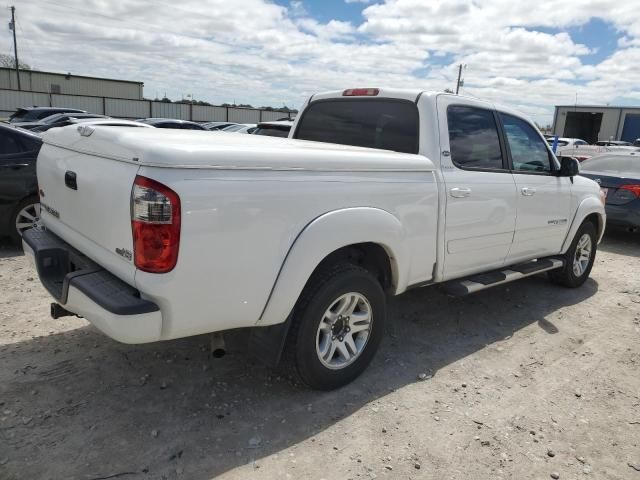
561;197;605;252
257;207;408;326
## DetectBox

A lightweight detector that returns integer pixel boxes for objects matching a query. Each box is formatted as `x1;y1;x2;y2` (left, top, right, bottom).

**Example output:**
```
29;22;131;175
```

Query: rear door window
447;105;504;170
294;99;419;154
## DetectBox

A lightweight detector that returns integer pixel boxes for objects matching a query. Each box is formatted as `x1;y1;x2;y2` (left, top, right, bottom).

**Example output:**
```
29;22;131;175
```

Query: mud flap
247;317;293;368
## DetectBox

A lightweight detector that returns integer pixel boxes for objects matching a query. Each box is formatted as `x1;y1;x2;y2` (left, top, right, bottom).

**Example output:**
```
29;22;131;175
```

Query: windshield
294;99;419;154
9;109;41;123
222;124;246;132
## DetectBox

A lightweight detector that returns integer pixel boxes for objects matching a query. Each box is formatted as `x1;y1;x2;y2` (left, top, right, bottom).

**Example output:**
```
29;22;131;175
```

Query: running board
442;258;565;296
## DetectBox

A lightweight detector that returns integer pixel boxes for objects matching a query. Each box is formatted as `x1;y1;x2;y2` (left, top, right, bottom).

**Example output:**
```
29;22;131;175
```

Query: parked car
579;152;640;229
136;118;208;130
221;123;257;133
561;145;640;161
201;121;238;131
28;113;109;133
594;140;633;147
253;120;293;137
25;88;604;390
68;119;155;128
8;107;86;124
0;123;42;243
546;137;589;149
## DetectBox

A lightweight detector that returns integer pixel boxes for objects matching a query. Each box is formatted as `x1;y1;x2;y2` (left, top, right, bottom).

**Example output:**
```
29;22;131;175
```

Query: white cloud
5;0;640;124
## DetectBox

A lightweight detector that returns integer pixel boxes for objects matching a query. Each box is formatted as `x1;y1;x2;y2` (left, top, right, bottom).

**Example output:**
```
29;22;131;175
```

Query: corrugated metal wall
51;94;104;114
0;68;142;99
151;102;190;120
261;110;289;121
228;107;260;124
106;98;151;119
0;88;294;123
192;105;227;122
0;89;49;114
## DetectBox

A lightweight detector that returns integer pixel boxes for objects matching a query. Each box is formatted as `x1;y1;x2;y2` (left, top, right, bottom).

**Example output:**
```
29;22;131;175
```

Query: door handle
521;187;537;196
0;163;28;169
450;187;471;198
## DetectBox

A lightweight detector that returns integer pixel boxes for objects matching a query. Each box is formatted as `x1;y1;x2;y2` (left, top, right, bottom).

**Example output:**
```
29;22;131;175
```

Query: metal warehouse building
0;67;143;100
552;105;640;144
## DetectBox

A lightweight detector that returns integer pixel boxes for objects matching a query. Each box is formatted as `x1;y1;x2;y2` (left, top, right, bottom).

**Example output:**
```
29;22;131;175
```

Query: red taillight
575;156;590;162
342;88;379;96
620;184;640;197
131;175;181;273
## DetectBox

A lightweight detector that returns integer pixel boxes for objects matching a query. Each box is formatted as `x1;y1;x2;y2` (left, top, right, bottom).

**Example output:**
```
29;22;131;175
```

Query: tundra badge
547;218;568;225
115;248;133;261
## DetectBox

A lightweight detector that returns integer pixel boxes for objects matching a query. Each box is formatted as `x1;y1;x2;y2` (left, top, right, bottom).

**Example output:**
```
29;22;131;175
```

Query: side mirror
558;156;579;177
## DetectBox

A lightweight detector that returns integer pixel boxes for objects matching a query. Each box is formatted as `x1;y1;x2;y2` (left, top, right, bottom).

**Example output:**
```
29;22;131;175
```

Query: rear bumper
605;204;640;228
23;227;163;344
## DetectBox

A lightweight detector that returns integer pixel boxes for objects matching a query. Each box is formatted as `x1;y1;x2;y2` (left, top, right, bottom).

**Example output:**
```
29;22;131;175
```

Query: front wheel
285;265;386;390
548;221;597;288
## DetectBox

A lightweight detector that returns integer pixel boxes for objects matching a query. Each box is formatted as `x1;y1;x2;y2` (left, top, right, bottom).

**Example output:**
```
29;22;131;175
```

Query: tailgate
37;137;140;285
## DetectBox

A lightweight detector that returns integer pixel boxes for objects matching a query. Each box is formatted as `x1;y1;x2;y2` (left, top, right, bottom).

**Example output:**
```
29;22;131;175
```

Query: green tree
0;53;31;69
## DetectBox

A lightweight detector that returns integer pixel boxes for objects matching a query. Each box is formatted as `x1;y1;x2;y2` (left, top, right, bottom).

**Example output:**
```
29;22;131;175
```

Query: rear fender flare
257;207;408;326
561;197;605;252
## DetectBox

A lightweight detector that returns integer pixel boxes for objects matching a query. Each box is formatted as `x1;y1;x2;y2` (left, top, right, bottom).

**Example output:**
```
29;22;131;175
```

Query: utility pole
9;6;21;90
455;64;463;95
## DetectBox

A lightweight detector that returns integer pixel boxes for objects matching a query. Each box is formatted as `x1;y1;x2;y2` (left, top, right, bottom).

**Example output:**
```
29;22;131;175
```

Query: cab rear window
294;99;419;154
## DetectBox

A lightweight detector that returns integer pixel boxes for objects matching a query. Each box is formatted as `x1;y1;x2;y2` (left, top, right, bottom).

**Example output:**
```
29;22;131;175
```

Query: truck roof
309;88;521;119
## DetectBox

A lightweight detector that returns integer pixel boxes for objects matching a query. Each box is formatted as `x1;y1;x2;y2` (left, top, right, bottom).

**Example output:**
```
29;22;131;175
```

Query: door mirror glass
558;156;580;177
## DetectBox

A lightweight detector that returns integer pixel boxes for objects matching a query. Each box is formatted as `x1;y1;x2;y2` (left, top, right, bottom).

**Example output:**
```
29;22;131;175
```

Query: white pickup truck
24;88;605;390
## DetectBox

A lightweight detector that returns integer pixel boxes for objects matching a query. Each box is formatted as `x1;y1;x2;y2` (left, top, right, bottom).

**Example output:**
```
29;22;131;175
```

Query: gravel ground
0;229;639;480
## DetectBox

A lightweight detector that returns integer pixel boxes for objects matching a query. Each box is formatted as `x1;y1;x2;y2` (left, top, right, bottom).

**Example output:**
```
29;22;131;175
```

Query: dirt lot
1;229;639;480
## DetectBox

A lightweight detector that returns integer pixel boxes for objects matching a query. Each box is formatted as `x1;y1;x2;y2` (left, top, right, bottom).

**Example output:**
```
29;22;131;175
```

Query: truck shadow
1;274;598;479
597;227;639;258
0;239;22;259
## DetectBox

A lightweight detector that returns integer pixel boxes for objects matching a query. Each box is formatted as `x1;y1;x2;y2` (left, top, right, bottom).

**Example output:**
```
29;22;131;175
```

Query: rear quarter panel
135;166;438;340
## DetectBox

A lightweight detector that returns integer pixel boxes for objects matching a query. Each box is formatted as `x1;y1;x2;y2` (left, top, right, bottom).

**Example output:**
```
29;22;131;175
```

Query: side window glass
0;132;23;155
499;113;553;173
447;105;504;170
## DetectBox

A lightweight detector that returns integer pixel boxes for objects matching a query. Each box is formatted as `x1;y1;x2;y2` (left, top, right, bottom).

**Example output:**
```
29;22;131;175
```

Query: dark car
252;120;293;138
29;113;108;133
202;121;238;130
579;153;640;229
8;107;86;124
136;118;208;130
0;123;42;243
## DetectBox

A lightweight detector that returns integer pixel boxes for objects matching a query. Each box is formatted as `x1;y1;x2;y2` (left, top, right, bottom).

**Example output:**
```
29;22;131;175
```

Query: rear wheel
285;264;386;390
10;196;40;244
548;221;597;288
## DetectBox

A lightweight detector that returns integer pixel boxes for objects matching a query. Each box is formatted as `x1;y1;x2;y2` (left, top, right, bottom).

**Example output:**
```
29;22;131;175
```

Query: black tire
548;221;597;288
10;196;40;245
284;264;386;390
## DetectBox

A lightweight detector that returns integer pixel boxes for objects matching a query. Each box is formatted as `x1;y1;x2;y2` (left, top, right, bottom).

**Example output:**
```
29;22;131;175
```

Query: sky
4;0;640;125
